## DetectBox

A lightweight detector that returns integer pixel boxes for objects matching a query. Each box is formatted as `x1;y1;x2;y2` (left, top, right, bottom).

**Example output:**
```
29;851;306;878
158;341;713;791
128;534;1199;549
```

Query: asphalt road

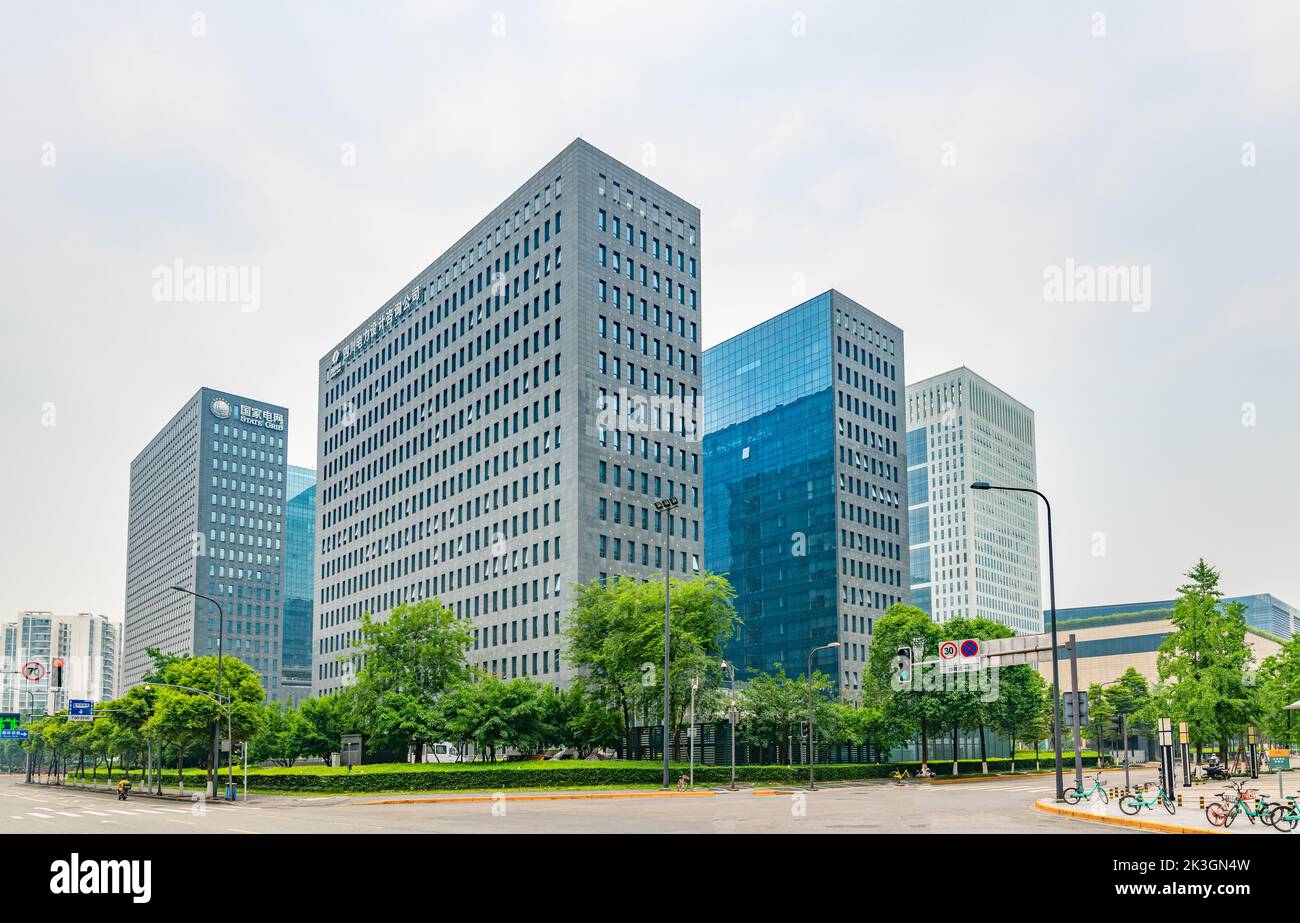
0;767;1154;834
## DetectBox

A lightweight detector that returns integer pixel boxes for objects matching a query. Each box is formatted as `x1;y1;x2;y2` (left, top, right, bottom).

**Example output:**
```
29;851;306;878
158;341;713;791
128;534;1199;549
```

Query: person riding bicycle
116;778;131;801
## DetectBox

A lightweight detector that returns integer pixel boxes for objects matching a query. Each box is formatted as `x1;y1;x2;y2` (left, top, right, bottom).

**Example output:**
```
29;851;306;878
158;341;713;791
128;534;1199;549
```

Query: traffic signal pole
1067;634;1084;792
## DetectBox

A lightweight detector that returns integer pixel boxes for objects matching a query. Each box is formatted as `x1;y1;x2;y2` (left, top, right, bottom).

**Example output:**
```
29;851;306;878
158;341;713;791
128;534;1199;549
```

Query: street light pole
654;496;679;790
721;660;737;791
971;482;1065;802
134;681;231;797
168;586;224;799
807;641;841;791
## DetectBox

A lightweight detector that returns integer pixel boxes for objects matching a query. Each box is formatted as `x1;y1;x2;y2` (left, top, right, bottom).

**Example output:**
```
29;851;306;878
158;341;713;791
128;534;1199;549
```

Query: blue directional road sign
68;699;95;722
0;713;28;739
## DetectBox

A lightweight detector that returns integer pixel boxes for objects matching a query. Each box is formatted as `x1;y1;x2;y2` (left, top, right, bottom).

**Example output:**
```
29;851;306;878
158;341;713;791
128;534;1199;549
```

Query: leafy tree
940;616;1014;772
1157;559;1257;760
352;599;473;759
1256;637;1300;747
864;604;944;763
541;680;622;757
250;701;307;767
297;689;357;763
566;573;738;755
1101;667;1151;755
439;675;550;761
991;666;1049;771
738;665;837;762
1083;681;1115;762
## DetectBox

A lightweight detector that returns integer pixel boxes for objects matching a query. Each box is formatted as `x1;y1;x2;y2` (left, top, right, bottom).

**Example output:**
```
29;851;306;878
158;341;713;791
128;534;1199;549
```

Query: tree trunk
978;723;988;775
177;746;185;794
951;724;959;776
920;717;929;764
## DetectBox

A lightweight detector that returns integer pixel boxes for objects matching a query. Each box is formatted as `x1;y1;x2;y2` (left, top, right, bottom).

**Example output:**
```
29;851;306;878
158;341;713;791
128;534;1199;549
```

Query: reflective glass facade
1051;593;1297;641
704;291;907;693
283;465;316;704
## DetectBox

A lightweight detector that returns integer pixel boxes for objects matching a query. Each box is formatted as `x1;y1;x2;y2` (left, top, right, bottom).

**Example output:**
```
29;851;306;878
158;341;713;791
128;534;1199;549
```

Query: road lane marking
353;791;718;806
82;810;110;816
226;827;259;834
27;813;56;819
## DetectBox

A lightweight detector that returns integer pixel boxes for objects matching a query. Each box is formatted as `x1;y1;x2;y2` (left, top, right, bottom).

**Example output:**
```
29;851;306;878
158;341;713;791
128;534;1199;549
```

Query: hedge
45;756;1097;793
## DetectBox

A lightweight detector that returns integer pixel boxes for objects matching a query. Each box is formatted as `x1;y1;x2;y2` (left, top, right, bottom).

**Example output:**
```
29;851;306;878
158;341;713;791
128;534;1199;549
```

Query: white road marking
27;813;55;819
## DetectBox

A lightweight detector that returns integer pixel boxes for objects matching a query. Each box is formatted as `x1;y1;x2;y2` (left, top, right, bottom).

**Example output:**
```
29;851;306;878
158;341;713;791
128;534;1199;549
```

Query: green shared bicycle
1119;782;1176;815
1267;796;1298;833
1063;771;1110;805
1205;781;1276;828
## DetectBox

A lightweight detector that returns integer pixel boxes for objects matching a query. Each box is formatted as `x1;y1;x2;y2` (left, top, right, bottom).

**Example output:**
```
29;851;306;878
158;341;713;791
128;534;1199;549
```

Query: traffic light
895;646;912;684
1063;690;1089;727
52;658;64;688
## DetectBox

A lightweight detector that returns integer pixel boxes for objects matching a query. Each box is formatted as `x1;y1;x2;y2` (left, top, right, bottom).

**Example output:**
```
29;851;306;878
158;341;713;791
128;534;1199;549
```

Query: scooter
1203;760;1231;781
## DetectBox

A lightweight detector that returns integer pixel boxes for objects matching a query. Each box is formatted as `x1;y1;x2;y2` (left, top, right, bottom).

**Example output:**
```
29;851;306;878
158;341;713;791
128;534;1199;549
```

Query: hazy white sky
2;1;1298;625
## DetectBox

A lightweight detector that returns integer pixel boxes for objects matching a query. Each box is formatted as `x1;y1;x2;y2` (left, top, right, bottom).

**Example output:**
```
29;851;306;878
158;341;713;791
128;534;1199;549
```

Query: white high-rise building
905;368;1042;635
1;611;122;716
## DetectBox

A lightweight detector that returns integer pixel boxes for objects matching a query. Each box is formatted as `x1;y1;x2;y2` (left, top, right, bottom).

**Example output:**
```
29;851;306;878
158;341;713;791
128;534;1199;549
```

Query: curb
1033;798;1226;834
353;790;718;806
929;767;1148;785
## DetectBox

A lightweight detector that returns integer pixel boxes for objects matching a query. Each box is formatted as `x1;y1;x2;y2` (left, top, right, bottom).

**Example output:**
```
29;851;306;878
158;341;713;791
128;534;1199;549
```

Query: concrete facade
123;387;293;699
314;139;702;694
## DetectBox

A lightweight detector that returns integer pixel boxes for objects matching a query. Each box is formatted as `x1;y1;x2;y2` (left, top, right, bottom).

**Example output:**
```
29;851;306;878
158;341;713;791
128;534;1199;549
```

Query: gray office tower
314;139;703;695
703;291;907;697
123;387;294;700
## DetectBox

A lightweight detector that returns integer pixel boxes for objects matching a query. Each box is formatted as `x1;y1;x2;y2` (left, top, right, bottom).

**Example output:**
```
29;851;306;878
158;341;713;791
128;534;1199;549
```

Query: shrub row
78;757;1092;792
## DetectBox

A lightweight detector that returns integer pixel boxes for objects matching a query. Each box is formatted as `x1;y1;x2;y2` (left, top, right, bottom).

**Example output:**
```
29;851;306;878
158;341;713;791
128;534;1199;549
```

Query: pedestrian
676;774;689;792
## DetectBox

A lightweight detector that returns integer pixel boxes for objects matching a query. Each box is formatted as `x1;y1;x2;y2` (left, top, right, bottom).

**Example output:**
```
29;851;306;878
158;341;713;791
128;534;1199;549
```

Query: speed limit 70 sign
22;661;45;682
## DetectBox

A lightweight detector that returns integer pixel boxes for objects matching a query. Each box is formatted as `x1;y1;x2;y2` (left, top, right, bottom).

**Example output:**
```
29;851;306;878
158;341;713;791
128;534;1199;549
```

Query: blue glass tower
703;291;907;694
283;465;316;704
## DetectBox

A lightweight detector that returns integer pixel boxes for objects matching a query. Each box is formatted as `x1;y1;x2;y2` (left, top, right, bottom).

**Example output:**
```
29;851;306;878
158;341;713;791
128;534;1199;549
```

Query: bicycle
1269;796;1298;833
1205;781;1274;828
1063;771;1110;805
890;769;911;785
1119;783;1175;815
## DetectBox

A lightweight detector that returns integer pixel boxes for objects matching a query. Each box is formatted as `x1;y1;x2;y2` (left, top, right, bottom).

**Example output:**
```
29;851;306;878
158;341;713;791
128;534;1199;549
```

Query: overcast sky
2;0;1297;625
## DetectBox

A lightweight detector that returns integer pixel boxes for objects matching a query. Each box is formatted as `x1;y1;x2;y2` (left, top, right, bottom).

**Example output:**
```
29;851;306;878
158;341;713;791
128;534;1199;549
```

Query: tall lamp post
169;585;225;799
971;481;1066;802
807;641;841;791
654;495;679;790
721;660;738;791
136;681;232;797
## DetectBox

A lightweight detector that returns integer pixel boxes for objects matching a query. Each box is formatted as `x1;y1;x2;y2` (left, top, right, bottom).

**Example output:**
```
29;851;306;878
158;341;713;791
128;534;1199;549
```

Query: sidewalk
1035;790;1285;834
25;778;247;804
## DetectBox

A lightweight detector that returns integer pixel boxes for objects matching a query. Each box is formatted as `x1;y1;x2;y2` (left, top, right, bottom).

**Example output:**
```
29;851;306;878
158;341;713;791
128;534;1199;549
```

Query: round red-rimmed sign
22;661;45;681
960;639;980;658
939;641;959;660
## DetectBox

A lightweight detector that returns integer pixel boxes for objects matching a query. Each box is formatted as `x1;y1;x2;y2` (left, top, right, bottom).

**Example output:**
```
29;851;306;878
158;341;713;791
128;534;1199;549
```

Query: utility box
341;734;363;768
